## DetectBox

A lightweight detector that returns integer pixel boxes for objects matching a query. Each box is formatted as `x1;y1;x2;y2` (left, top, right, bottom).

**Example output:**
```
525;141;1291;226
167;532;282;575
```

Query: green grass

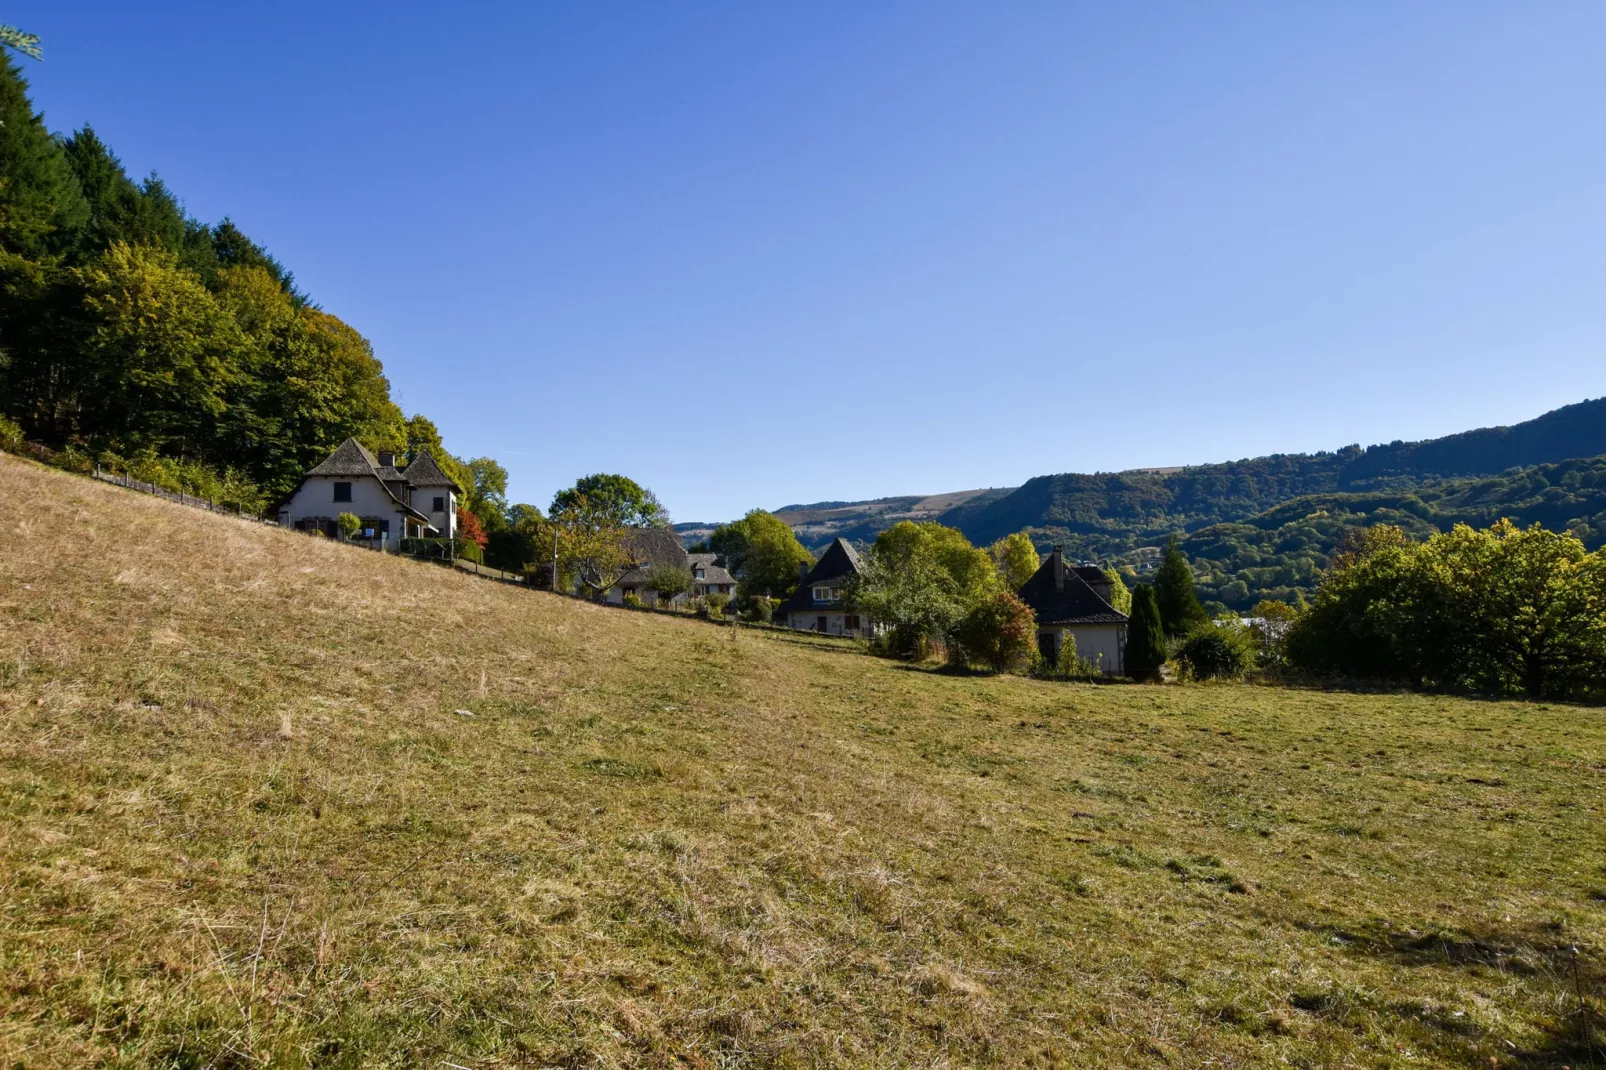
1;453;1603;1067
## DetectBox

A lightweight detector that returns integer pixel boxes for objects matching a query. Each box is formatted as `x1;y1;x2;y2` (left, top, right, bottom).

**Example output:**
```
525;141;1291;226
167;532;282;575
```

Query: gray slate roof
402;450;461;491
781;538;864;613
615;526;692;587
687;554;735;586
1017;553;1128;625
306;437;384;477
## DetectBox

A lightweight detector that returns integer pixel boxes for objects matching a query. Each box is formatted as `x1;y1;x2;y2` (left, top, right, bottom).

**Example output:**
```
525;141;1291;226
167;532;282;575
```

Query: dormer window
813;585;839;602
695;568;705;579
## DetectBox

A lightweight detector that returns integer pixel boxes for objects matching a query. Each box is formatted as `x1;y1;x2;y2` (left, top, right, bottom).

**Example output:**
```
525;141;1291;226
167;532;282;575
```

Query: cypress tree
1153;535;1208;637
1126;585;1168;680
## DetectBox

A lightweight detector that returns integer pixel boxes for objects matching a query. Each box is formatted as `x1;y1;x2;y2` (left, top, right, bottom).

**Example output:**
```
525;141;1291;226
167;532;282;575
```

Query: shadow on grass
1298;916;1604;1067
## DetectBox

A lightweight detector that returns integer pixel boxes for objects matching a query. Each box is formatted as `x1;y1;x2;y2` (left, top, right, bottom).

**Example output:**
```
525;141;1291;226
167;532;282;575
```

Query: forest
0;49;519;543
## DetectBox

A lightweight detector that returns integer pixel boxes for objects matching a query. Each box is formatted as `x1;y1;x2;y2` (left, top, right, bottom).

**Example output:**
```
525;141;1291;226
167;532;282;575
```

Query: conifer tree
1126;585;1168;680
0;53;88;258
1153;535;1208;637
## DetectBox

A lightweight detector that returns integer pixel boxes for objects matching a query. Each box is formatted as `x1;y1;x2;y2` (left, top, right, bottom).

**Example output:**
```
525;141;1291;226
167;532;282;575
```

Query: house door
1038;632;1059;662
817;616;828;632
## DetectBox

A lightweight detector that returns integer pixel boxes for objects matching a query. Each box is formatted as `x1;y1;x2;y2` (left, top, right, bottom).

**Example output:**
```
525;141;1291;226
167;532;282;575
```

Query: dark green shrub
1177;622;1256;680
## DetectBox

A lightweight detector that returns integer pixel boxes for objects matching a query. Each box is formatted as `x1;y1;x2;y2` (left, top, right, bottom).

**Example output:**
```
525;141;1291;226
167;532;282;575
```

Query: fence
92;470;277;524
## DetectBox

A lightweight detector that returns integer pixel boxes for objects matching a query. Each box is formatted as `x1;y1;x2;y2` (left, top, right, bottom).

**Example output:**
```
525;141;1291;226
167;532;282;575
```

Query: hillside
945;397;1606;551
2;454;1603;1067
1178;455;1606;608
747;399;1606;610
745;398;1606;591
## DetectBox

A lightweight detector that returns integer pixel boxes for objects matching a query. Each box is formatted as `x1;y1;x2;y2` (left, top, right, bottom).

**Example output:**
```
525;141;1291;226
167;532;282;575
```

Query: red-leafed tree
457;506;489;548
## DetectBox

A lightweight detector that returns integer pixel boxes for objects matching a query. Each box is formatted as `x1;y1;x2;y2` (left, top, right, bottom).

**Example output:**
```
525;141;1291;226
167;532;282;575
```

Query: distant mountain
741;397;1606;610
938;397;1606;553
773;488;1015;549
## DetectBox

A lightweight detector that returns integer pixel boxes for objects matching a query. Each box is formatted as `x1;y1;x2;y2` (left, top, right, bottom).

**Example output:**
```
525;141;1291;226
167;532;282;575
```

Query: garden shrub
1177;621;1257;680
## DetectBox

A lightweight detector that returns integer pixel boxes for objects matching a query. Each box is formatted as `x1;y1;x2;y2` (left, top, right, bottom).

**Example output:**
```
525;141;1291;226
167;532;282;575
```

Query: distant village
277;438;1140;676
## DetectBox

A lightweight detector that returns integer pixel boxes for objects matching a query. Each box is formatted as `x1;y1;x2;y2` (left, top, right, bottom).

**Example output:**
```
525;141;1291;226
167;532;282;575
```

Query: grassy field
1;453;1603;1069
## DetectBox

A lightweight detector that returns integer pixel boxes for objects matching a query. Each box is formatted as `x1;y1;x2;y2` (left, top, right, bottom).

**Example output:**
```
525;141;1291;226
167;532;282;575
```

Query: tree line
0;47;526;544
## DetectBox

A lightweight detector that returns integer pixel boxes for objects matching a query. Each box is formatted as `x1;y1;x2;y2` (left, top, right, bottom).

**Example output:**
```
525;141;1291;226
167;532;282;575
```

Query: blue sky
11;2;1606;521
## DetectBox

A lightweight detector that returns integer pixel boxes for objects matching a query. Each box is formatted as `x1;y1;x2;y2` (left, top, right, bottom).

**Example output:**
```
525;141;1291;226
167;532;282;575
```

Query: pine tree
0;52;88;259
1126;585;1168;680
1153;535;1208;638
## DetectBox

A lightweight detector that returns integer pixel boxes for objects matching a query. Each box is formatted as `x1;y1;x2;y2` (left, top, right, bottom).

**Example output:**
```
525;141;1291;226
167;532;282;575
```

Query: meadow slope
0;454;1602;1068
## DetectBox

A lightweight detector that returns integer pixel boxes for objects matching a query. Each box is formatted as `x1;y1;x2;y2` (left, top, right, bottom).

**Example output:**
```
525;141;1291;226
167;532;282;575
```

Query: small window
433;496;445;512
845;615;860;631
333;482;352;502
695;568;705;579
813;586;832;602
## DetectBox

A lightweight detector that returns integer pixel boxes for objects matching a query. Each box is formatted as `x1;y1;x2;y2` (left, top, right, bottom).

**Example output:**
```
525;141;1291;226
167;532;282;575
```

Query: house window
813;585;836;602
333;482;352;503
695;568;705;579
845;615;860;632
433;496;445;512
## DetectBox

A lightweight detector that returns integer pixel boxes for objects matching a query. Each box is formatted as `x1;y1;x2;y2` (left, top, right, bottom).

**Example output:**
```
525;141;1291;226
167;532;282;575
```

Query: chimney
1051;545;1064;591
799;560;811;582
377;451;396;468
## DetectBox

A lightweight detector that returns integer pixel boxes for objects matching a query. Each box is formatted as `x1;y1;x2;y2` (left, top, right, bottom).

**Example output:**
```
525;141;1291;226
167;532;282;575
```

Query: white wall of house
418;488;457;539
279;475;420;540
1038;624;1126;675
788;611;869;637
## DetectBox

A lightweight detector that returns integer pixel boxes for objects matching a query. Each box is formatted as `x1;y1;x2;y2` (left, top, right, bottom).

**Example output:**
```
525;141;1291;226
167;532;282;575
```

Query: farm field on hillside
0;454;1602;1068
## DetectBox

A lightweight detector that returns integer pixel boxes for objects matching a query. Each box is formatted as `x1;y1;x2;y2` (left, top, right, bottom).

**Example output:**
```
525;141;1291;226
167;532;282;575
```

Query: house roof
1017;554;1128;625
685;553;734;583
780;538;865;613
306;437;384;477
281;437;435;527
1072;564;1111;586
614;526;692;587
402;450;461;491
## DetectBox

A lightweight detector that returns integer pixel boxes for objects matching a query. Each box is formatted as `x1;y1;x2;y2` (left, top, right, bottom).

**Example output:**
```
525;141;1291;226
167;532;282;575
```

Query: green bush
949;592;1036;673
336;513;361;540
0;415;23;449
622;593;643;609
1177;622;1257;680
706;592;730;619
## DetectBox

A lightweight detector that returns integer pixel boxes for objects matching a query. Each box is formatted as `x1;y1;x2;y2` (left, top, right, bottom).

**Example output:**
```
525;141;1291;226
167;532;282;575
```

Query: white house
1016;547;1129;675
781;538;874;637
275;438;460;546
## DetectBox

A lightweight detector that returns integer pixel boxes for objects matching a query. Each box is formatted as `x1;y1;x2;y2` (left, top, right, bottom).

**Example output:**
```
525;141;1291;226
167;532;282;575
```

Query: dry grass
0;452;1603;1068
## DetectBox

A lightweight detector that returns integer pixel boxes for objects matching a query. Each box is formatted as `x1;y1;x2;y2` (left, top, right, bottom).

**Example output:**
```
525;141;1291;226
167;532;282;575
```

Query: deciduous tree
987;531;1040;590
711;509;813;598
